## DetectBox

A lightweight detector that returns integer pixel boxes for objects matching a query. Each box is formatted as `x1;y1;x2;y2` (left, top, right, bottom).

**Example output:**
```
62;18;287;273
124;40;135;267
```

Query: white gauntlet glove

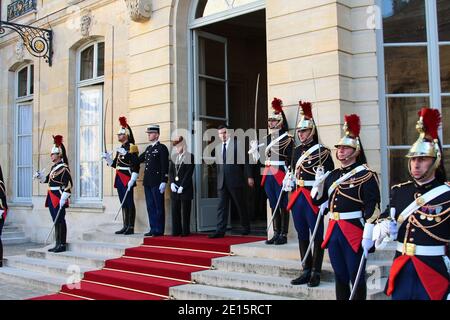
159;183;166;194
101;152;113;166
361;223;375;257
170;183;178;193
127;172;138;191
33;169;46;183
311;167;329;199
177;186;184;194
59;192;70;208
282;171;295;192
373;219;390;249
248;140;263;162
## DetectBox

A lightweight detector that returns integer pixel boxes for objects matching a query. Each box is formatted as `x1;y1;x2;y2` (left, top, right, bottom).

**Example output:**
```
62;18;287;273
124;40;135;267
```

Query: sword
103;99;109;153
254;73;260;141
311;68;323;168
349;249;368;300
266;189;285;233
36;120;47;173
113;188;130;221
301;202;327;267
45;205;64;244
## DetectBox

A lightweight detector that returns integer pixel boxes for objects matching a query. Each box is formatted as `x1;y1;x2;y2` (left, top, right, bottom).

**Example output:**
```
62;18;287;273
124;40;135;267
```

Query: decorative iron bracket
0;21;53;66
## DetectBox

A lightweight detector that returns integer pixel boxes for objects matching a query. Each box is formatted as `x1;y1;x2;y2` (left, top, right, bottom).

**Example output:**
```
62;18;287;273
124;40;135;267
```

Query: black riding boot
274;209;289;245
54;222;67;253
0;239;3;267
124;207;135;235
335;279;351;300
291;240;312;285
308;240;324;287
351;279;367;300
115;208;128;234
48;222;60;252
266;209;281;245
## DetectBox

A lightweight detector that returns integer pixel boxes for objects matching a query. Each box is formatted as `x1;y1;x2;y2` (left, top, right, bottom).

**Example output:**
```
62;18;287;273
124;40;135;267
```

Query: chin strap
408;158;438;183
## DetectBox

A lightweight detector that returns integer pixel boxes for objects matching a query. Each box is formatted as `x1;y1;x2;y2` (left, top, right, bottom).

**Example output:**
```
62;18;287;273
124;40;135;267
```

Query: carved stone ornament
124;0;152;22
80;11;93;38
15;39;25;62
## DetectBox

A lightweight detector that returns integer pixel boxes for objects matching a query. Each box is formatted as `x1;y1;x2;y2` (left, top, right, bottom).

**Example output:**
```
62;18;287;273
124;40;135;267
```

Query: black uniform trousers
216;184;250;234
171;198;191;236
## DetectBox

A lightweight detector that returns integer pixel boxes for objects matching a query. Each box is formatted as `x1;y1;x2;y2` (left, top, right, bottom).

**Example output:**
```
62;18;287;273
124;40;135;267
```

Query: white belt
49;187;61;191
396;242;446;257
117;166;131;172
265;160;286;166
296;179;315;187
329;211;362;221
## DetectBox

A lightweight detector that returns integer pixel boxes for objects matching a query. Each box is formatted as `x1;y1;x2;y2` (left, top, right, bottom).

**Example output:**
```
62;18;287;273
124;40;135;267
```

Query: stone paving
0;242;53;300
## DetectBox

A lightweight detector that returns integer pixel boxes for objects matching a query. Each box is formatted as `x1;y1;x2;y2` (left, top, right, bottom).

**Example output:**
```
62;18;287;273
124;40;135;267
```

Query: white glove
59;192;70;208
170;183;178;193
389;220;398;241
0;209;4;220
116;147;127;156
177;186;184;194
101;152;113;166
282;171;295;192
361;223;375;257
33;169;46;183
248;140;262;162
127;172;138;191
373;219;390;249
159;183;166;194
310;168;330;199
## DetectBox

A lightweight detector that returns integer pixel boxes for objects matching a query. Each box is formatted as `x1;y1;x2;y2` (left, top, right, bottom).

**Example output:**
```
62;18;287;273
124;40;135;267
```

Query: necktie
222;143;227;163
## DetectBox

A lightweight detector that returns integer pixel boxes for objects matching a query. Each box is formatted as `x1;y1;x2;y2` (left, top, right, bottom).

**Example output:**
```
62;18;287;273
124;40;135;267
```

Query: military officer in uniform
102;117;140;235
375;108;449;300
285;101;334;287
169;136;195;236
139;125;169;237
0;164;7;267
312;114;380;300
249;98;294;245
35;135;73;253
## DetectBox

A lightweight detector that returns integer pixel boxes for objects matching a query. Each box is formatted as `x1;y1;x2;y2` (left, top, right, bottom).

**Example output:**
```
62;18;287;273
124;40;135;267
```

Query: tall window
381;0;450;189
77;41;104;200
15;64;34;200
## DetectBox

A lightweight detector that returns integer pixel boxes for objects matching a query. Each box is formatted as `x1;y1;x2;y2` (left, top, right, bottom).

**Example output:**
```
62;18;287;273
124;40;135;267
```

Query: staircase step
83;269;186;296
30;293;88;300
26;248;110;268
2;237;31;245
104;257;206;281
2;231;26;238
0;267;67;293
60;280;163;300
231;241;301;260
68;241;130;256
5;255;94;278
170;284;298;300
82;232;144;246
124;246;224;267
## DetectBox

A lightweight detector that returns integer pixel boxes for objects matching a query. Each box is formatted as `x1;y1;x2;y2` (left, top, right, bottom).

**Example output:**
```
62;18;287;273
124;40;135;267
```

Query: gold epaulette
391;181;413;190
130;144;139;154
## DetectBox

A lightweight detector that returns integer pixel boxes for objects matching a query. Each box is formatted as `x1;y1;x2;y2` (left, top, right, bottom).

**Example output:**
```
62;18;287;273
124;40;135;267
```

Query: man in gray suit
209;125;254;238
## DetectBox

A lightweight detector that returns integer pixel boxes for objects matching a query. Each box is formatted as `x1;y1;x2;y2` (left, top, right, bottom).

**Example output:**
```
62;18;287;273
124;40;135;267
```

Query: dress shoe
307;272;321;287
53;244;66;253
265;233;279;245
144;231;153;237
123;227;134;235
291;269;311;285
115;226;127;235
48;245;58;252
274;234;287;245
208;233;225;239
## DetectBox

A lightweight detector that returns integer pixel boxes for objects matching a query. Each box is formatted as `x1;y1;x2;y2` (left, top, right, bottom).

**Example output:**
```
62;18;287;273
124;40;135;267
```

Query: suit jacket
138;141;169;187
216;137;252;190
169;152;195;200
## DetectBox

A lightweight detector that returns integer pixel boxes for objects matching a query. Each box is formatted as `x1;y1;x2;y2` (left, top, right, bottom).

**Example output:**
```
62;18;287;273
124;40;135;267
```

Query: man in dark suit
209;125;254;238
139;125;169;237
169;136;195;236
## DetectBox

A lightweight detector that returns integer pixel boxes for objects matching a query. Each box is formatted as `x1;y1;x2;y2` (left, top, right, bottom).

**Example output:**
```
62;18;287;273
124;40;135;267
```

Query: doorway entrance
191;9;268;234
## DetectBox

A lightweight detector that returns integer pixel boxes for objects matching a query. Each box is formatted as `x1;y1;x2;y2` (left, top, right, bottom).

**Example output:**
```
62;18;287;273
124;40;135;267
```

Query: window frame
75;41;105;202
377;0;450;206
14;64;34;202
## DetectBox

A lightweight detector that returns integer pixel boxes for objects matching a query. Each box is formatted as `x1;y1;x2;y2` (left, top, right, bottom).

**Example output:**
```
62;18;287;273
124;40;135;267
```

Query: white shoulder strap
327;165;366;196
265;132;288;155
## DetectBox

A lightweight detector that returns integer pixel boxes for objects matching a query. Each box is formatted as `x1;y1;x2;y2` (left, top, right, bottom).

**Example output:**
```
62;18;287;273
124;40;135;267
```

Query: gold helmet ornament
296;101;316;140
406;107;442;177
335;114;361;160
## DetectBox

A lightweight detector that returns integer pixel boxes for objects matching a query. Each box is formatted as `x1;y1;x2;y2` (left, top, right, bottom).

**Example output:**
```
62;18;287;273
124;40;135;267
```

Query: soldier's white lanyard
397;184;450;227
327;165;366;197
295;144;322;171
265;132;288;156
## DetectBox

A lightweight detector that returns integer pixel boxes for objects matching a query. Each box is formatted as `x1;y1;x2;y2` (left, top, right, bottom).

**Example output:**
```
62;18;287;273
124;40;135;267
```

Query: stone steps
0;266;66;293
1;225;30;245
82;232;144;246
170;284;297;300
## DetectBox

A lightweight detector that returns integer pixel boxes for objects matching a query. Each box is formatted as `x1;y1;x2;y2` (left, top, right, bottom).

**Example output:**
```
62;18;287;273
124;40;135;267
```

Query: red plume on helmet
271;98;283;114
299;101;313;120
119;116;128;128
53;135;63;147
344;114;361;137
419;107;441;140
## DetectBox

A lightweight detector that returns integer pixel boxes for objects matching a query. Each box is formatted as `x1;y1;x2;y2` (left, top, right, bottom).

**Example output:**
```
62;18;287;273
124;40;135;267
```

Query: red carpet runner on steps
31;234;264;300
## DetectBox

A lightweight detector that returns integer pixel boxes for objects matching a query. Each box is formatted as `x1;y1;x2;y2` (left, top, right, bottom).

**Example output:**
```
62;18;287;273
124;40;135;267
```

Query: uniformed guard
249;98;294;245
34;135;73;253
375;108;449;300
285;101;334;287
312;114;380;300
102;117;140;235
0;164;7;267
139;125;169;237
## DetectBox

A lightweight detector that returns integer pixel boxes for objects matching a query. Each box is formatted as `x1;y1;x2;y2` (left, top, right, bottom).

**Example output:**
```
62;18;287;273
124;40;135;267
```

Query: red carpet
30;234;264;300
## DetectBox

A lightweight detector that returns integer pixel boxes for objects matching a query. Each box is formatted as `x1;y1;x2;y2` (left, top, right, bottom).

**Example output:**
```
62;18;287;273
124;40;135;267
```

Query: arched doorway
188;0;268;234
